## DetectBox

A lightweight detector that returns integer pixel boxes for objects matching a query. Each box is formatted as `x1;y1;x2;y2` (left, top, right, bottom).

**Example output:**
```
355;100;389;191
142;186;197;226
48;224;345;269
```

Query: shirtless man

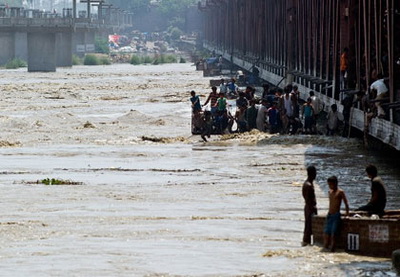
302;166;317;246
323;176;349;252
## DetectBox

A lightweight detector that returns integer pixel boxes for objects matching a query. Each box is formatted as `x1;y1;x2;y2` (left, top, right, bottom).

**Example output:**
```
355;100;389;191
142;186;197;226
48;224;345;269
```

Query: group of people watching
191;80;343;141
341;47;391;122
302;164;387;252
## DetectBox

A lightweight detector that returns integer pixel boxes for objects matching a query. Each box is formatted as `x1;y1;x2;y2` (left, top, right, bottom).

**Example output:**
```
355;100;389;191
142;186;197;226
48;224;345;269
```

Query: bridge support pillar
0;32;15;65
56;32;72;67
85;31;95;53
14;32;28;61
73;31;96;57
27;32;56;72
73;32;86;57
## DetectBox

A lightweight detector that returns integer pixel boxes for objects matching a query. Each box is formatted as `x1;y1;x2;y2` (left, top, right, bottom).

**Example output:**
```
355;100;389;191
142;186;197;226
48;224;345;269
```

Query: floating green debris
37;178;83;186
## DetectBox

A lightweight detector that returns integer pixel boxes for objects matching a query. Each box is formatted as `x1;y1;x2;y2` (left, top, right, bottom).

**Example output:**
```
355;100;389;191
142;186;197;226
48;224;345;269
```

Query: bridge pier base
28;32;56;72
0;32;15;65
56;32;72;67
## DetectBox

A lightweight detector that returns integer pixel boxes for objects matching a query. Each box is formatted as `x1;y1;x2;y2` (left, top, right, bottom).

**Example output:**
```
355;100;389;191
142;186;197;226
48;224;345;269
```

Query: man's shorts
324;212;341;235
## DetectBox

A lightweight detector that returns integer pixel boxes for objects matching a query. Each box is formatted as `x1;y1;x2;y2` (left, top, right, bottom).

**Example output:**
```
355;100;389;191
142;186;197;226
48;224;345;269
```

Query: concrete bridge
0;0;133;72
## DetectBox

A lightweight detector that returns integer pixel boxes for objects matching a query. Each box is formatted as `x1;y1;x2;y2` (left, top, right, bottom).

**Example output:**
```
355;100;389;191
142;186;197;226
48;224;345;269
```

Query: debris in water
83;121;96;128
141;136;188;143
24;178;83;186
0;140;21;147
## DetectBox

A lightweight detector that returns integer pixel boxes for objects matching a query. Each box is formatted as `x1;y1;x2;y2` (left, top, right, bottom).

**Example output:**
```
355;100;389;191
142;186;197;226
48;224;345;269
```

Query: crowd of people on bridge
190;80;342;141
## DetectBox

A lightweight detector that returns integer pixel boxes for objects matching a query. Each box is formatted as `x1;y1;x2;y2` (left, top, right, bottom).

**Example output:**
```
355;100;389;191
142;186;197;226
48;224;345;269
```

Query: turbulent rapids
0;64;397;276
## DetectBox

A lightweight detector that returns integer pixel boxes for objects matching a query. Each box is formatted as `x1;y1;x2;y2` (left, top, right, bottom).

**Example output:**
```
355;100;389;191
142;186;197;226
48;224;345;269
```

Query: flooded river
0;64;398;276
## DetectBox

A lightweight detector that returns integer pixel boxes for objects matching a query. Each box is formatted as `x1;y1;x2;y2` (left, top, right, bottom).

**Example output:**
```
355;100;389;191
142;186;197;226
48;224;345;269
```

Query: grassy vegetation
83;54;99;65
162;54;178;63
4;58;27;69
142;56;153;64
72;54;82;65
36;178;83;185
99;56;111;65
130;54;179;65
83;54;111;65
191;49;211;61
130;55;141;65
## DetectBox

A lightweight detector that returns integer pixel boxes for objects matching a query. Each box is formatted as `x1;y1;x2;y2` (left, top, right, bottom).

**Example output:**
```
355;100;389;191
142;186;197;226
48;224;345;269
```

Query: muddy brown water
0;64;397;276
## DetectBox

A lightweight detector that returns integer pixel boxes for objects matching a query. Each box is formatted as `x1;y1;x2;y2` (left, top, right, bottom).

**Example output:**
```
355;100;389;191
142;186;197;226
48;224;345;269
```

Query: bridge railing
0;17;74;27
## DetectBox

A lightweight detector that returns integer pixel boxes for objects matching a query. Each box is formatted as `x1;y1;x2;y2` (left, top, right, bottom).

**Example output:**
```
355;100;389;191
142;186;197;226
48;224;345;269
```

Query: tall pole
387;0;394;122
287;0;295;85
73;0;76;18
87;0;91;19
98;1;103;20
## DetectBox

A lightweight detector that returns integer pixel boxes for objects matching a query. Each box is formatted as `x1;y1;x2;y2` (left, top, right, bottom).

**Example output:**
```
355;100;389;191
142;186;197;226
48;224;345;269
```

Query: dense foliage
130;54;180;65
155;0;197;30
95;37;110;54
108;0;150;11
84;54;111;65
156;0;196;17
108;0;197;30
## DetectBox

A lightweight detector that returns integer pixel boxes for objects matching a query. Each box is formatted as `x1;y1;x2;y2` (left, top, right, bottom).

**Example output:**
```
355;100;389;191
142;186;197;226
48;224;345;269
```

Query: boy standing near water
324;176;349;252
302;97;315;134
190;90;201;114
215;92;227;113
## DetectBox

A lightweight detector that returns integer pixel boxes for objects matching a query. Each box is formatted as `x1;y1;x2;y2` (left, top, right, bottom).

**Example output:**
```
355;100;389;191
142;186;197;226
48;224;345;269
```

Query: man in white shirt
370;76;388;117
256;99;268;131
310;91;324;133
310;91;323;116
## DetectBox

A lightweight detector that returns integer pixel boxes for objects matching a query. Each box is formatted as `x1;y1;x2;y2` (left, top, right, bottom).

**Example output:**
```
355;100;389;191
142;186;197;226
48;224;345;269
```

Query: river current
0;64;398;276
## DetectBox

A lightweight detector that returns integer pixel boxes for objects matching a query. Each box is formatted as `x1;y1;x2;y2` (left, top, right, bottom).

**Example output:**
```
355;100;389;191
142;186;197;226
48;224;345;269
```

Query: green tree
169;26;183;40
156;0;196;15
156;0;196;29
108;0;150;11
95;37;110;54
108;0;196;31
0;0;22;6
